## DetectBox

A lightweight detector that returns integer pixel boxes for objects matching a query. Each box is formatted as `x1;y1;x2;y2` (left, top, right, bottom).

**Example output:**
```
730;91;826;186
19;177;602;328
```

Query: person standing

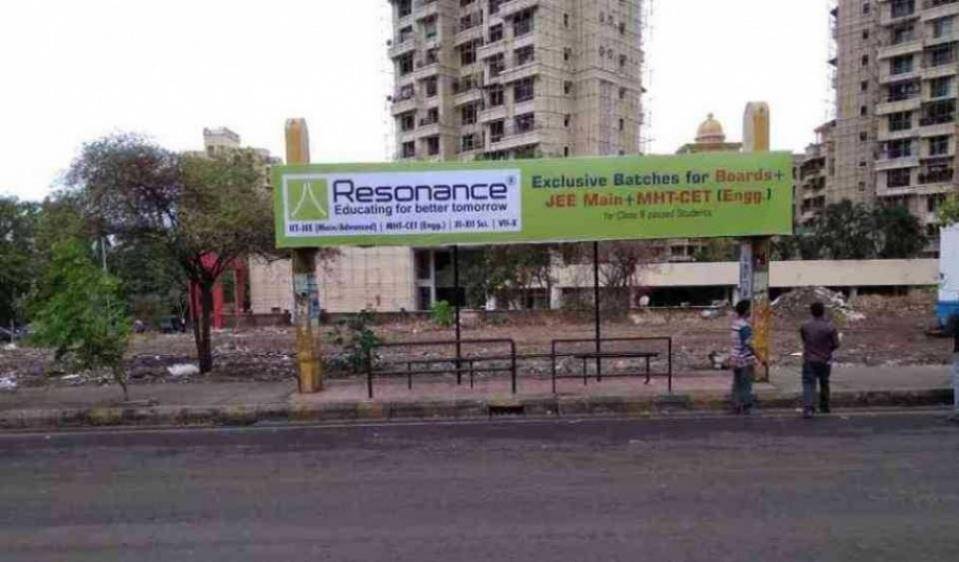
946;312;959;423
800;302;840;419
730;300;760;415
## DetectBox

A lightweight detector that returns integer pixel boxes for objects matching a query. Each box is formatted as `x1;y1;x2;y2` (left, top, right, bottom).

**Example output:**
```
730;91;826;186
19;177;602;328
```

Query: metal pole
593;241;602;380
453;245;462;385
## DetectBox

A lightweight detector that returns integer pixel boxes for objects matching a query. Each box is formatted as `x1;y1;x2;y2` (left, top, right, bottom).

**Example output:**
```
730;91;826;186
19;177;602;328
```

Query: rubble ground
0;291;947;389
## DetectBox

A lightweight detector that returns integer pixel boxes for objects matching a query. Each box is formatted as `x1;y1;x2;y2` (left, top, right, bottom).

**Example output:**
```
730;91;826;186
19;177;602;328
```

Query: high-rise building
831;0;959;253
388;0;646;162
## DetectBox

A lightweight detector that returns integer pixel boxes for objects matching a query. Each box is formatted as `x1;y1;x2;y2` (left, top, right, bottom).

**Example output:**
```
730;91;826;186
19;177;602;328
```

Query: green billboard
273;151;794;248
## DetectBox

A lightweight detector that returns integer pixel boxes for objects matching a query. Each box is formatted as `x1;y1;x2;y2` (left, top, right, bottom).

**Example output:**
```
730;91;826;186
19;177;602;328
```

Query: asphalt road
1;411;958;561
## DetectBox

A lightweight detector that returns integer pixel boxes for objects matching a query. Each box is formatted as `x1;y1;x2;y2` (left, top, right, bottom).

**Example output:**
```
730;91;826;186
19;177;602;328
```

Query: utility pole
741;102;772;382
285;118;323;393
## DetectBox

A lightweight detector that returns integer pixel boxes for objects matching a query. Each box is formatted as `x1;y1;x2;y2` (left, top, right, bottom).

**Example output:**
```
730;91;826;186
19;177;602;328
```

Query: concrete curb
0;389;952;431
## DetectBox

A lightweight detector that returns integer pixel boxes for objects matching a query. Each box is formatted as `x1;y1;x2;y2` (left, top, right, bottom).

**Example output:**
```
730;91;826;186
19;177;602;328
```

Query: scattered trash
0;375;17;393
167;364;200;377
708;351;730;370
773;287;865;321
60;374;81;381
2;343;16;352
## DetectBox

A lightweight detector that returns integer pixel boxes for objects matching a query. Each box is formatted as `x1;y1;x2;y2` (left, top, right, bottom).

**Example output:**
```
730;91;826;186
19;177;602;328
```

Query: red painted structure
188;255;249;330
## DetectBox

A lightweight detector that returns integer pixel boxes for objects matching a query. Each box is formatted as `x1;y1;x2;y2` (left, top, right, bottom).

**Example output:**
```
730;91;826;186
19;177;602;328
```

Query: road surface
1;411;958;561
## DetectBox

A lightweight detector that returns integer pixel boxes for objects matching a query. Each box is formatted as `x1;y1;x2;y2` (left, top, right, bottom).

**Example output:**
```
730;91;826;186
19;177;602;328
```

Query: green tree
873;205;926;259
938;194;959;226
809;200;876;260
31;241;132;399
64;134;277;373
0;197;41;328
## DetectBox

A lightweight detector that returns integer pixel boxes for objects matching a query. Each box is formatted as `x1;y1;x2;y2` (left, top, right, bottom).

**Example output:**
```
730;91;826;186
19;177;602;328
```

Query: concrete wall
251;257;938;314
249;248;417;315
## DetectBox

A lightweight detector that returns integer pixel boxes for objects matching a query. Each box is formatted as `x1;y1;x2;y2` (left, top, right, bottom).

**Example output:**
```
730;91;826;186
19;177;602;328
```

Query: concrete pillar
549;285;563;310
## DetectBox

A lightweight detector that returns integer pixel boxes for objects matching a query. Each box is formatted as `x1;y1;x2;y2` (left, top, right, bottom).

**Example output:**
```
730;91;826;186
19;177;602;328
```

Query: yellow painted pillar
285;118;323;393
742;102;772;382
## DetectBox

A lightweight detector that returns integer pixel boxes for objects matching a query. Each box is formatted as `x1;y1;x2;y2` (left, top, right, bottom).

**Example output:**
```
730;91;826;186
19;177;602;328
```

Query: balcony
876;95;922;115
921;63;958;80
922;0;959;21
878;39;922;60
500;0;540;18
388;36;417;59
880;65;920;83
414;0;439;20
876;153;920;171
487;121;543;151
925;28;959;47
390;87;420;116
918;167;955;184
881;2;919;26
479;103;508;123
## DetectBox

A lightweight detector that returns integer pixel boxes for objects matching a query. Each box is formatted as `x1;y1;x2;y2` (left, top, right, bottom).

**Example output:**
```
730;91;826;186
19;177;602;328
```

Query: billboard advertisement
274;151;794;248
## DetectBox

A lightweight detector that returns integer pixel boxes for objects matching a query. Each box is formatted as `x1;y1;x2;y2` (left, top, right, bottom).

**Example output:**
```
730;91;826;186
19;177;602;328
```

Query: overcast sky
0;0;831;201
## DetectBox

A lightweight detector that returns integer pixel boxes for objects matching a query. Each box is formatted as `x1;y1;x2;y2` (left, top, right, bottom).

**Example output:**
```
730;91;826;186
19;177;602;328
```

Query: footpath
0;365;953;430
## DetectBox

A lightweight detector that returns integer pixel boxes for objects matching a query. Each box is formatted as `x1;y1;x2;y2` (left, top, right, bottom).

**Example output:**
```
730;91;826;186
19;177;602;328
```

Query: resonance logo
286;178;328;221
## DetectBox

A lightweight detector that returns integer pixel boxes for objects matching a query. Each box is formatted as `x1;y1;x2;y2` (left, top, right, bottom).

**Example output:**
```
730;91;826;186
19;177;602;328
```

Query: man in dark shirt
800;302;840;419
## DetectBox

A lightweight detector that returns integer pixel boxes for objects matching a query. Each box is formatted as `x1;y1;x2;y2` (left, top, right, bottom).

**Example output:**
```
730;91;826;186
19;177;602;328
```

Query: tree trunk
195;282;214;374
113;364;129;402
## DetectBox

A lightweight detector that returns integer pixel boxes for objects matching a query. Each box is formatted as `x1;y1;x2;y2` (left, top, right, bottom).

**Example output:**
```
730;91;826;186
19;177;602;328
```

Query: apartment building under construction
827;0;959;251
388;0;646;161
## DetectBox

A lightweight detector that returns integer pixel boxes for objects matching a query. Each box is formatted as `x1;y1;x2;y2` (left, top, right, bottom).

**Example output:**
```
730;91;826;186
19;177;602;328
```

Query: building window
401;141;415;158
564;114;571;127
460;41;479;65
887;168;911;188
564;146;570;157
489;54;505;77
930;135;950;156
861;54;870;67
398;53;414;76
861;80;869;92
619;118;625;131
424;77;438;97
461;103;477;125
860;131;868;141
514;9;534;37
564;47;572;62
890;55;912;75
515;112;535;134
931;77;952;98
490;0;505;15
863;30;870;40
619;87;627;100
397;0;412;18
928;194;946;213
489;24;504;43
515;45;535;66
933;16;954;39
888;111;912;132
888;80;919;101
489;120;505;143
929;44;956;67
862;1;870;14
884;138;913;159
399;112;415;132
461;134;476;152
564;13;569;28
564;81;574;95
891;24;915;45
890;0;914;19
860;105;868;116
619;21;626;35
514;77;535;103
426;136;440;156
420;107;439;126
489;84;504;106
923;99;956;124
619;54;627;69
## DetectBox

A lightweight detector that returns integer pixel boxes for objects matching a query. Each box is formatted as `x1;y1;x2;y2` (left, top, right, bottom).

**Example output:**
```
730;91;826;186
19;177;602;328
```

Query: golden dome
696;113;726;144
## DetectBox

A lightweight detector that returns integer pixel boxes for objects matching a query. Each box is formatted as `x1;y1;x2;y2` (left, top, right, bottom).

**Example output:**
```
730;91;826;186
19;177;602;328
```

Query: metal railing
549;337;673;393
364;338;517;398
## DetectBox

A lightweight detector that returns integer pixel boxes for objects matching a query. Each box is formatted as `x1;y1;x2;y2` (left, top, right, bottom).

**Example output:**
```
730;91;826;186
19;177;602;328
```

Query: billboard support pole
593;241;602;379
453;244;462;385
742;102;772;383
285;118;323;394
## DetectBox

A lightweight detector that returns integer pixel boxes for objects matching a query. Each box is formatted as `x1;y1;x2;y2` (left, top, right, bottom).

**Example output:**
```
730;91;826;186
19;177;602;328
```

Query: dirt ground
0;290;949;390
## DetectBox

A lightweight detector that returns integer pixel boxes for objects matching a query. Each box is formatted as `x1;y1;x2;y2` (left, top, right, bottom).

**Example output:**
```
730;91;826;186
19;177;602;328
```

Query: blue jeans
802;362;831;413
732;366;754;410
